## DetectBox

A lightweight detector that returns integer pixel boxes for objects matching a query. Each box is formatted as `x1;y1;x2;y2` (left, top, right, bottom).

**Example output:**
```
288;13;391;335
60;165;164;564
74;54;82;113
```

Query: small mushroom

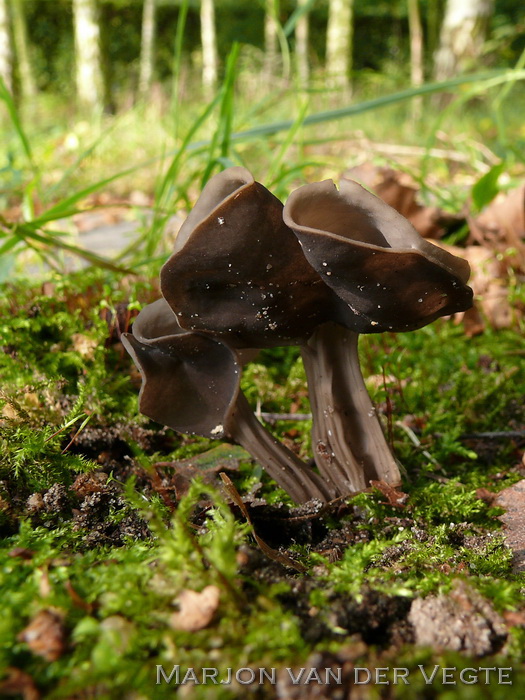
161;166;334;348
283;178;473;490
124;168;473;504
121;298;334;504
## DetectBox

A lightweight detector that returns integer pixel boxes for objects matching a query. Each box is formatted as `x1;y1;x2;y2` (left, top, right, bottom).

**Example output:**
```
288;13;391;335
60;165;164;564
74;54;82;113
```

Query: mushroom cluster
122;167;473;504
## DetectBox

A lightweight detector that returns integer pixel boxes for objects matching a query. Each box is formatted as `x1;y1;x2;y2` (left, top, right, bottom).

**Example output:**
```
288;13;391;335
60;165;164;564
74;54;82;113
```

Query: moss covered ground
0;269;524;699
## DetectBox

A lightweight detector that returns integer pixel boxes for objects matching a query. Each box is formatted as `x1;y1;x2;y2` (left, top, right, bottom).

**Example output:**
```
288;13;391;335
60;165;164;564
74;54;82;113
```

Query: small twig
220;472;308;573
259;412;312;424
60;414;92;454
460;431;525;440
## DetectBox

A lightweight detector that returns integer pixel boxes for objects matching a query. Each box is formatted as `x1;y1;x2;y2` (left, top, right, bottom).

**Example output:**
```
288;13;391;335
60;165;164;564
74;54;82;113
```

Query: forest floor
0;245;524;698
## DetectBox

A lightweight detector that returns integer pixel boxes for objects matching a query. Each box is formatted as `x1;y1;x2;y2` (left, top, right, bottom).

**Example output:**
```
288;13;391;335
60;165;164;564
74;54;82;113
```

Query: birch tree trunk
295;0;309;88
407;0;423;119
0;0;12;93
73;0;104;114
138;0;156;98
264;0;279;81
11;0;36;101
434;0;494;80
200;0;218;97
325;0;353;93
408;0;423;87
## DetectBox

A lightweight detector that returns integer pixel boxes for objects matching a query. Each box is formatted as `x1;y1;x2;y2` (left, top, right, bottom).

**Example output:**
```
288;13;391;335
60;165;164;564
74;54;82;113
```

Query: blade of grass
0;76;36;171
29;163;148;227
201;43;240;186
139;94;225;259
282;0;317;38
421;69;525;181
45;122;118;202
222;70;525;145
492;47;525;153
12;224;135;274
170;0;190;140
265;100;309;187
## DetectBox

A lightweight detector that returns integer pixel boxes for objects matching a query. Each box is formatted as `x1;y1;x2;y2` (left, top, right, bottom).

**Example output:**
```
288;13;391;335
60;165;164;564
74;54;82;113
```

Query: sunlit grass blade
0;76;35;171
45;123;118;202
265;100;309;188
30;164;146;226
421;68;525;179
12;224;135;274
0;235;21;257
170;0;190;139
223;70;525;144
201;43;240;186
282;0;316;37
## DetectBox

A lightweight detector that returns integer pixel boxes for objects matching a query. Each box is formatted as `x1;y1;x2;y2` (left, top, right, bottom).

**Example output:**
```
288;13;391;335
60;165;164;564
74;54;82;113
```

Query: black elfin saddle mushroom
123;168;473;503
283;178;473;492
122;298;334;504
160;167;335;348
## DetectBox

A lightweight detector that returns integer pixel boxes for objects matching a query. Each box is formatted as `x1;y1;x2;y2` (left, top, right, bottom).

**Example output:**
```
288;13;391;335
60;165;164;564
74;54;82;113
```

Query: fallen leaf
370;480;408;508
469;183;525;266
503;610;525;628
0;668;40;700
18;609;67;661
433;241;517;330
344;163;463;238
8;547;35;560
475;487;497;505
154;444;246;500
170;585;220;632
71;333;98;360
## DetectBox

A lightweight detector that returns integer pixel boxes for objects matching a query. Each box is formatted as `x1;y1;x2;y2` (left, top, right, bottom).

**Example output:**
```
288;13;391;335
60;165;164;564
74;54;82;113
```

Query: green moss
1;270;524;697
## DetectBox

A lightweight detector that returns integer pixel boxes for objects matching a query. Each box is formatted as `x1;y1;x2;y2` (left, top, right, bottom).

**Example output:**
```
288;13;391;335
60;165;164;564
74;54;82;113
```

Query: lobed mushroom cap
161;167;334;348
283;178;473;333
121;298;240;439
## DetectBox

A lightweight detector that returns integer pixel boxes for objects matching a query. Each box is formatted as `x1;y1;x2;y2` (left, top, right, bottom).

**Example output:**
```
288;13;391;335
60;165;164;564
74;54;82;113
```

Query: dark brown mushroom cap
121;299;240;439
283;179;473;333
160;167;334;348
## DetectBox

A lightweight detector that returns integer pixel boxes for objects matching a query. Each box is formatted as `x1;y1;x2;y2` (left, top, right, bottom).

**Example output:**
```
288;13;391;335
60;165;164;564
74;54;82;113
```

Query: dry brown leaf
475;487;497;505
0;668;40;700
18;609;67;661
7;547;35;560
469;183;525;266
503;610;525;628
71;333;98;360
369;480;408;508
433;241;517;330
169;585;220;632
344;163;462;238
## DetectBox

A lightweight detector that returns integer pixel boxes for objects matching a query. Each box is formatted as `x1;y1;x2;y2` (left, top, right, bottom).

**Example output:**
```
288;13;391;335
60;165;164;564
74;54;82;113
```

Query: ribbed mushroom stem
301;322;401;494
228;391;337;504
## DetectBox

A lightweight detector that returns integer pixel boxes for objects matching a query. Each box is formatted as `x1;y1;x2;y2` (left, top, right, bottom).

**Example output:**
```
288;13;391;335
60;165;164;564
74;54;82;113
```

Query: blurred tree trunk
295;0;309;88
408;0;423;87
264;0;279;81
407;0;423;118
0;0;12;93
325;0;353;93
425;0;443;61
11;0;36;101
73;0;104;114
138;0;156;99
434;0;494;80
200;0;217;97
